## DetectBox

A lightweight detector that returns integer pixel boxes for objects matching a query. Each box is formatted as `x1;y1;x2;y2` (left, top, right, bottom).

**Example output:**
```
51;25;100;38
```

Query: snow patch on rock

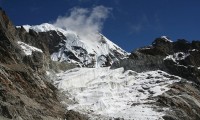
17;41;43;55
161;36;173;42
164;52;190;62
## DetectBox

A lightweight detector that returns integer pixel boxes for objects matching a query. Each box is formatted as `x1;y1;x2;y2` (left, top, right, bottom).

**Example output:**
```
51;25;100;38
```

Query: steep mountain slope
0;8;88;120
112;36;200;84
17;23;128;67
0;8;129;120
112;36;200;120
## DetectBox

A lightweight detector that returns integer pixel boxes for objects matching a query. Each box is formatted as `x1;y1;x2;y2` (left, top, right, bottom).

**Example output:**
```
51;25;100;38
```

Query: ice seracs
54;67;181;119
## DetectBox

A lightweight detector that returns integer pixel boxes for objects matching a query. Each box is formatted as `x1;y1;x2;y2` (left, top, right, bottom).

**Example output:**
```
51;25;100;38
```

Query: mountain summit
17;23;128;68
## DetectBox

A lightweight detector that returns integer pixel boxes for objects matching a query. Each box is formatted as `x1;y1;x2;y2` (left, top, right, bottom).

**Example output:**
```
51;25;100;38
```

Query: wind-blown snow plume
53;6;111;42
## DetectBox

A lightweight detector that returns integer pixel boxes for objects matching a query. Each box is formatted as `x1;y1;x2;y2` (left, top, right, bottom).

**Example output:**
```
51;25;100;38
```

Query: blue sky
1;0;200;52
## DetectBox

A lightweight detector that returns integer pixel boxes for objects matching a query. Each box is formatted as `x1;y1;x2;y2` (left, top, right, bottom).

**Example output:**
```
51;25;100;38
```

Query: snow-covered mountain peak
29;23;59;32
160;36;173;42
18;23;128;67
17;23;69;33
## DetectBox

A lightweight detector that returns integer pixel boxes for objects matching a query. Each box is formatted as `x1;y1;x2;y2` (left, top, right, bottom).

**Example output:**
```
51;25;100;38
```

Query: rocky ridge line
112;36;200;120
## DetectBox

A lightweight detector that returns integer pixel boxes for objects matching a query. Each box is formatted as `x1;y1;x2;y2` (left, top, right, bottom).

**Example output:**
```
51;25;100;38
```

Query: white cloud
53;6;111;42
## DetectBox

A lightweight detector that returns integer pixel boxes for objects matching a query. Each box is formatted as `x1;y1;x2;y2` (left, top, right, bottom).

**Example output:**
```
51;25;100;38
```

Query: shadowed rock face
112;37;200;84
0;8;87;120
111;37;200;120
0;8;63;120
17;27;65;55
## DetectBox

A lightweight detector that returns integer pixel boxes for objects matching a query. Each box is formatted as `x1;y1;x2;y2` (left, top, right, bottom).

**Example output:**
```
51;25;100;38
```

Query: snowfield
53;67;181;120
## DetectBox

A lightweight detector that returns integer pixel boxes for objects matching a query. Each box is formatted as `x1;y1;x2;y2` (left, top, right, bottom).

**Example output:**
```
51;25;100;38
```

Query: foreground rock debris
0;8;200;120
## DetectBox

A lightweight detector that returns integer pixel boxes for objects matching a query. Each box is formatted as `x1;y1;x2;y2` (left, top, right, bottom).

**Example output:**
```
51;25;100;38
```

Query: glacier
52;67;181;120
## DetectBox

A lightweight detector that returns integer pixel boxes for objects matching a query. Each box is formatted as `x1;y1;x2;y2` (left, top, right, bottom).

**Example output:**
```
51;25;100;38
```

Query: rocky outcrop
111;51;166;72
111;36;200;120
112;36;200;84
0;8;86;120
157;81;200;120
111;37;173;72
0;64;66;120
65;110;89;120
16;27;64;55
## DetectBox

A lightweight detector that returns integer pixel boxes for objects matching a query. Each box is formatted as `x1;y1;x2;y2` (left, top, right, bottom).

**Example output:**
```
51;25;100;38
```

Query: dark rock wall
111;51;166;72
158;81;200;120
16;28;64;55
0;8;82;120
112;37;200;84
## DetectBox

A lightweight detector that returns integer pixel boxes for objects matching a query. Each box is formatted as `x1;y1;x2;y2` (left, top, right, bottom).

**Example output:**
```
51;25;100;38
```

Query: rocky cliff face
0;8;87;120
112;36;200;84
112;36;200;120
16;25;77;72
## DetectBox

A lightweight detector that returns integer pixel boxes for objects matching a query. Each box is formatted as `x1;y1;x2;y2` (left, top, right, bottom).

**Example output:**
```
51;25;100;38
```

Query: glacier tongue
54;67;181;120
